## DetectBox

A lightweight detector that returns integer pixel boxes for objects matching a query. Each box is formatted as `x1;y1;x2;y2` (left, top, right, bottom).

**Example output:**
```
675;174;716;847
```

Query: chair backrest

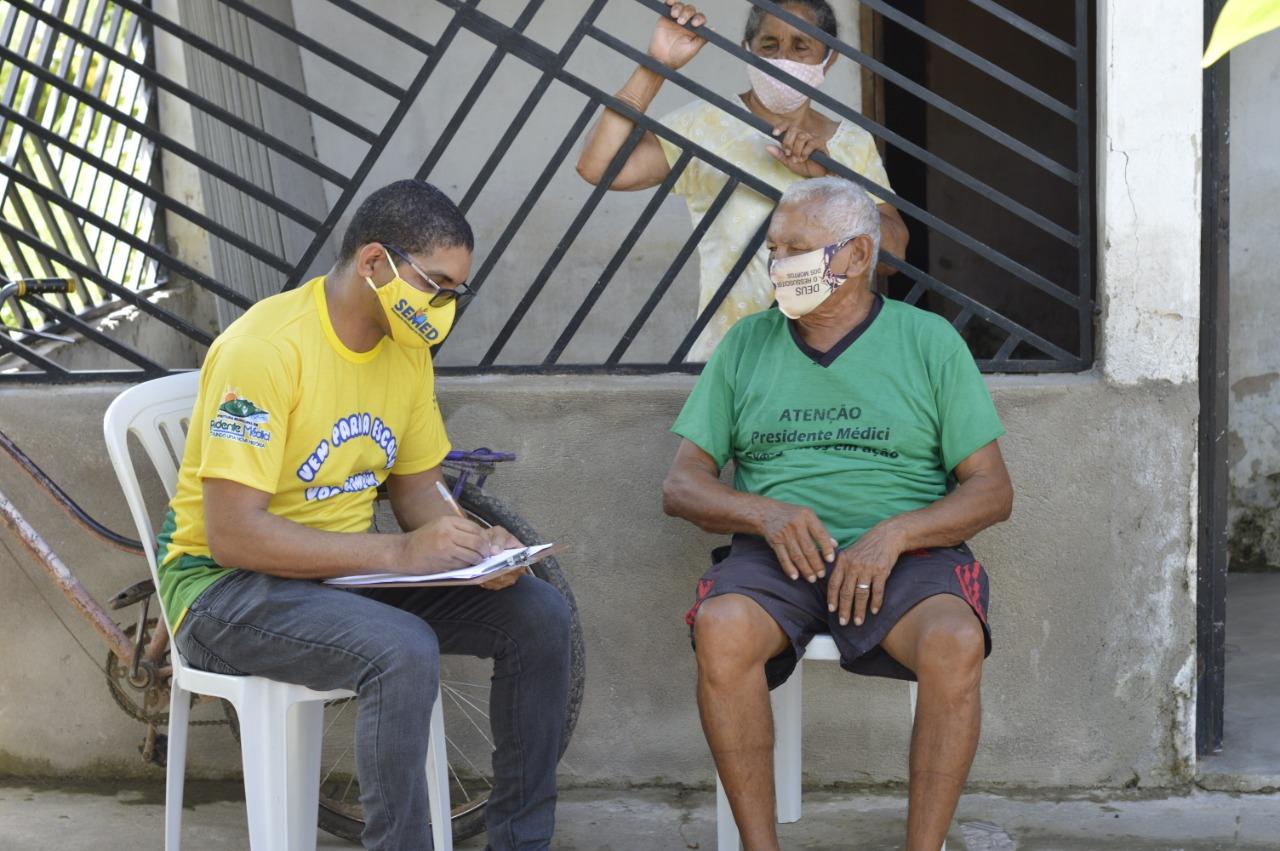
102;371;201;631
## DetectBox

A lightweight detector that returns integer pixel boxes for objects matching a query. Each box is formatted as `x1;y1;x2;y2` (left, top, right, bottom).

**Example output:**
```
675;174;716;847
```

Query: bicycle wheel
315;481;586;844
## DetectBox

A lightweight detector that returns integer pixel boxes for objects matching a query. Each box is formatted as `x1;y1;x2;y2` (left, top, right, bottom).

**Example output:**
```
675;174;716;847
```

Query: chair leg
239;681;291;851
165;683;192;851
772;661;803;824
715;772;743;851
426;684;452;851
285;700;325;851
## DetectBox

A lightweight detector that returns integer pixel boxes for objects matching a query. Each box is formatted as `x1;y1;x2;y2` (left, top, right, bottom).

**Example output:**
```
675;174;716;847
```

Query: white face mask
769;238;851;319
747;54;827;114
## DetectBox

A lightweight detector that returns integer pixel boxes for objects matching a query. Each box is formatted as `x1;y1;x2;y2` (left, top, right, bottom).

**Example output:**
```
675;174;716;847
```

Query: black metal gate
1;0;1094;381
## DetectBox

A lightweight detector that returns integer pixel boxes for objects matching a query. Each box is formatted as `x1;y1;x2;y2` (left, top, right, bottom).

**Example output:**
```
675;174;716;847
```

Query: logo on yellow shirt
210;389;272;448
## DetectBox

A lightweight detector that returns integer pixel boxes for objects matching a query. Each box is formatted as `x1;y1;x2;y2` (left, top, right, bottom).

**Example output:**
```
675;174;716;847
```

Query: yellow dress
657;100;891;361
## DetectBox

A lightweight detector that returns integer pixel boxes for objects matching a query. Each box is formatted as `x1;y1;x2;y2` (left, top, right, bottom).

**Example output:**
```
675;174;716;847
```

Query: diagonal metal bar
321;0;434;55
0;45;324;229
19;114;287;271
447;2;1087;310
415;0;549;182
213;0;406;98
0;161;254;310
0;219;215;345
109;0;377;143
453;0;607;214
282;1;473;289
632;0;1075;176
0;327;69;375
437;100;599;338
858;0;1076;114
597;38;1086;307
593;26;1079;247
670;214;771;364
15;294;166;372
878;253;1077;363
9;0;349;187
2;110;290;272
609;169;739;365
547;150;692;364
480;124;646;365
10;146;97;313
966;0;1076;57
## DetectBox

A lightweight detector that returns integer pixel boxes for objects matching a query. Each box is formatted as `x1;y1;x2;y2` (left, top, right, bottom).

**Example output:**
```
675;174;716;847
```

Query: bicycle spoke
440;679;493;692
443;682;491;718
444;731;494;791
443;686;495;749
341;772;357;806
322;698;354;738
443;739;472;802
321;739;355;789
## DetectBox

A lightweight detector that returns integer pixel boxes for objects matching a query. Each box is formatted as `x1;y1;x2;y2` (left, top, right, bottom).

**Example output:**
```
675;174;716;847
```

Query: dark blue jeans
175;569;572;850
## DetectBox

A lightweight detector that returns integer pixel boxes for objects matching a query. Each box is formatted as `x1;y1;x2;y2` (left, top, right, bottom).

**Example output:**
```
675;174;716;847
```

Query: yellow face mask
365;247;456;349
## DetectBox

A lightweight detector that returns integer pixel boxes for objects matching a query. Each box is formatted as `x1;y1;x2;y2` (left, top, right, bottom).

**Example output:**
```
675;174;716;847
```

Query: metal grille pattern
0;0;1094;381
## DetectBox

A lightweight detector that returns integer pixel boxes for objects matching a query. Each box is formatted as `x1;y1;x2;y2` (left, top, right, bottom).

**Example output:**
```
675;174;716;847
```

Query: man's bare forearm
662;466;774;536
878;470;1012;553
207;508;405;580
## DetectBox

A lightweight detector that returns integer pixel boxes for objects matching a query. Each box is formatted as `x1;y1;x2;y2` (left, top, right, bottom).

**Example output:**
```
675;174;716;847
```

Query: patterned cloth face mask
365;247;456;349
769;238;851;319
747;53;828;114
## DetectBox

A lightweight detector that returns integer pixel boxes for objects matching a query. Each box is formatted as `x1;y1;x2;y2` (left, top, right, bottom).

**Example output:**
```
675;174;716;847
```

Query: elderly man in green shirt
663;176;1013;851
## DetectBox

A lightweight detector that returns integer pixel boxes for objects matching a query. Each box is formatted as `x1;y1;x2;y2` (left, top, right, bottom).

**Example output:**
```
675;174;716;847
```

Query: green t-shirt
671;297;1005;547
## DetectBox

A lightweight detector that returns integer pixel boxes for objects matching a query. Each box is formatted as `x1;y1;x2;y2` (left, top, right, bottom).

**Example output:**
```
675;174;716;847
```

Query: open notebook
324;543;555;587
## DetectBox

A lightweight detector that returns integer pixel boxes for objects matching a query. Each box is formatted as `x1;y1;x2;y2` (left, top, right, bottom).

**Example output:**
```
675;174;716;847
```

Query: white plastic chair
103;372;452;851
714;634;944;850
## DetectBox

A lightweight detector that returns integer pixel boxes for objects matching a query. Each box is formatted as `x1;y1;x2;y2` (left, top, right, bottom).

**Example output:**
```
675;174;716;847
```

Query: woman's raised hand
649;1;709;70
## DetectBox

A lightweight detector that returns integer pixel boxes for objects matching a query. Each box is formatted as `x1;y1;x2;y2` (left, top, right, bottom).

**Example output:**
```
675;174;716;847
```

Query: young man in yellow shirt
158;180;572;850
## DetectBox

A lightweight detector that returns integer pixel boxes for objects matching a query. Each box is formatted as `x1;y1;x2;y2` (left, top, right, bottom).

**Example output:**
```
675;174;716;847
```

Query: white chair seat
104;373;452;850
714;634;943;850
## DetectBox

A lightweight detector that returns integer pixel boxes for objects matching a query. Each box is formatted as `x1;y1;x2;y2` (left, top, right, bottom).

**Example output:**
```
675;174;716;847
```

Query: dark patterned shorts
686;534;992;687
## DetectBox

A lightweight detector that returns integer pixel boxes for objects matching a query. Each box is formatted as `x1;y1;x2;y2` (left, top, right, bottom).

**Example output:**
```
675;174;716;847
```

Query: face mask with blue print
365;247;456;349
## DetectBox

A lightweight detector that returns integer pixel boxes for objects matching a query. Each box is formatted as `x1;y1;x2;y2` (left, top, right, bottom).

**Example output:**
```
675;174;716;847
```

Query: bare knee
694;595;781;686
913;616;984;693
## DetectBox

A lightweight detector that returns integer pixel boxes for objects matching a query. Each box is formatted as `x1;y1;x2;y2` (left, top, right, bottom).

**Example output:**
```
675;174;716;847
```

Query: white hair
779;176;881;264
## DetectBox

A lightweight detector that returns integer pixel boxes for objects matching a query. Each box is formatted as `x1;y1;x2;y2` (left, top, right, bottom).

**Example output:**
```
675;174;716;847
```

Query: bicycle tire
315;481;586;844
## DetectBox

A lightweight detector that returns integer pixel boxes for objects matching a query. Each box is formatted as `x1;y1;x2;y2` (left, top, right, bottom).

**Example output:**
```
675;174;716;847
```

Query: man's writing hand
477;524;525;591
757;500;836;583
397;515;494;575
827;522;903;627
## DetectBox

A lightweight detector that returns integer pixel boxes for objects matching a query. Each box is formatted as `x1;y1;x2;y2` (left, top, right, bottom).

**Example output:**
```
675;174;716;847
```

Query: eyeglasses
382;243;475;308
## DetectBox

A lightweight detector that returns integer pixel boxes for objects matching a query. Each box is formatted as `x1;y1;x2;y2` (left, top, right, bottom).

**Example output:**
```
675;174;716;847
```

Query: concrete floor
1198;573;1280;792
3;781;1280;850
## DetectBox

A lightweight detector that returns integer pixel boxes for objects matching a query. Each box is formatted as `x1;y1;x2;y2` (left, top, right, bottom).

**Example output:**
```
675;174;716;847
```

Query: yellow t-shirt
657;100;892;361
156;276;451;630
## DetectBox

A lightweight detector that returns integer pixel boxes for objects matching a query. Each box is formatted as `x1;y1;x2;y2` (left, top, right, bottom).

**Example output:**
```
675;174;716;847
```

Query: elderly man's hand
828;522;904;627
758;500;837;583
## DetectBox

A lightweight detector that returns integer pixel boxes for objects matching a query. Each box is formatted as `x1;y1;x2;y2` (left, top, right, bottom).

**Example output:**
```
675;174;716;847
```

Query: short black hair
744;0;838;43
338;179;473;262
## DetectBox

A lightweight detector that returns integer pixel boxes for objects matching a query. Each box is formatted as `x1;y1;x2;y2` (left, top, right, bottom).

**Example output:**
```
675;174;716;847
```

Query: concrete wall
0;375;1199;788
1226;29;1280;571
